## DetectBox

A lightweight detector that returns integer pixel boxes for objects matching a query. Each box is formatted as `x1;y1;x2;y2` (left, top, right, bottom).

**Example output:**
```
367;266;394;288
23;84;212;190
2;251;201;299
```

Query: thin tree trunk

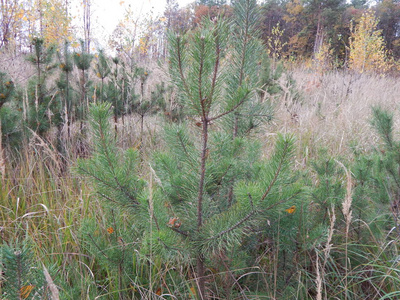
313;6;324;57
196;118;209;299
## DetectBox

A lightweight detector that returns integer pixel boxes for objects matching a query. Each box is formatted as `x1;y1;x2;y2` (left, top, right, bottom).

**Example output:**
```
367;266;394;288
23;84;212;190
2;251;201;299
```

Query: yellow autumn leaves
20;284;35;299
349;11;391;74
285;205;296;214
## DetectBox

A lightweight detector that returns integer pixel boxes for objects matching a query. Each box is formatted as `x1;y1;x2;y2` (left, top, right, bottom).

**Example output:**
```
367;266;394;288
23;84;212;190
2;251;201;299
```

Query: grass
272;69;400;160
1;66;400;299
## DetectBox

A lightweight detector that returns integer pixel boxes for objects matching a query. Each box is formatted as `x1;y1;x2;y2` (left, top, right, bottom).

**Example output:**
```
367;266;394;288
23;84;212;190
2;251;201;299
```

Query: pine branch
205;209;255;242
177;130;196;167
78;166;139;205
207;24;222;108
97;192;134;207
170;227;189;237
237;3;250;86
260;136;292;202
208;91;250;122
263;189;302;211
205;194;255;241
87;234;110;259
198;38;206;117
176;36;192;101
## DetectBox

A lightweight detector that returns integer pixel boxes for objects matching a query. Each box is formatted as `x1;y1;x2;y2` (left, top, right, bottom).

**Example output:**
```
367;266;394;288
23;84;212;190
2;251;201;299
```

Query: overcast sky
70;0;194;50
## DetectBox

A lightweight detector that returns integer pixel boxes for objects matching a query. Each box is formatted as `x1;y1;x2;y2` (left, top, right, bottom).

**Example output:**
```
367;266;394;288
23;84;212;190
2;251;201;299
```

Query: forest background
1;0;400;299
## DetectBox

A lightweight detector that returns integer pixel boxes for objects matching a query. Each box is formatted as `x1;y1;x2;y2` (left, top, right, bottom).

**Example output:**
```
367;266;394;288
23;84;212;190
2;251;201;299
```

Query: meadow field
2;0;400;298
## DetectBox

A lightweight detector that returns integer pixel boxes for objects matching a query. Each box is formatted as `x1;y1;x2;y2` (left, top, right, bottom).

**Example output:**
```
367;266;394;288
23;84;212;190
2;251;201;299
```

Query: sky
70;0;194;50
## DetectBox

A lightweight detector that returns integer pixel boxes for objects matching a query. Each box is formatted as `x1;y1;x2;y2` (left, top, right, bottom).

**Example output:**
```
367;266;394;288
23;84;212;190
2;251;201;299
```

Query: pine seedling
0;72;14;110
163;2;300;297
0;72;19;147
107;57;123;135
25;37;61;136
367;107;400;231
0;71;20;176
56;41;75;139
1;243;47;299
73;40;93;123
258;54;284;101
132;68;162;148
76;103;186;298
76;103;147;211
349;107;400;241
26;38;56;89
95;49;111;102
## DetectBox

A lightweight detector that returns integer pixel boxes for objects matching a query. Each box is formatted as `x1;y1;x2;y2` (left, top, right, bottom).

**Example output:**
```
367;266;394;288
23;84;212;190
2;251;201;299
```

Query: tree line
1;0;399;66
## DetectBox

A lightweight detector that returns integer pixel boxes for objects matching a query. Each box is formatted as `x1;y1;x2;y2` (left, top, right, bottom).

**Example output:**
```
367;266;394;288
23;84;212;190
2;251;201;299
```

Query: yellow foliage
20;285;35;299
285;206;296;214
190;286;196;295
284;0;304;23
39;0;71;46
139;36;149;55
267;22;287;61
349;10;389;74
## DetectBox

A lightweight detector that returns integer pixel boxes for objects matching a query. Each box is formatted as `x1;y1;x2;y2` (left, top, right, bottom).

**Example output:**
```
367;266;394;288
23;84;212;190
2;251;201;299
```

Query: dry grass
0;49;35;86
270;69;400;163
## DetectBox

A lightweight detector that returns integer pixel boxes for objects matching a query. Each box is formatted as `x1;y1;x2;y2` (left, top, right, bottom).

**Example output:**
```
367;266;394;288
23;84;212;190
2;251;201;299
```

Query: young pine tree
0;72;19;177
0;72;20;147
1;243;47;299
77;1;299;298
73;40;93;124
76;103;166;299
353;107;400;235
56;41;75;139
95;49;111;102
159;1;300;297
26;37;61;137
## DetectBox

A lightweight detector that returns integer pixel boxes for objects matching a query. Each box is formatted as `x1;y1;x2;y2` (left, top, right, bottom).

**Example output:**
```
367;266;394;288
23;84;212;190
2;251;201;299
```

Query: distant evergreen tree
73;40;93;124
26;37;61;137
0;72;21;148
197;0;226;6
56;41;75;139
94;49;111;102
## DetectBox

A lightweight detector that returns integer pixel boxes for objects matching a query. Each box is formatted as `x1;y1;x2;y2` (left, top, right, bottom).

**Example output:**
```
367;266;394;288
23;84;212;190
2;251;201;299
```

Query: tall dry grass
271;69;400;162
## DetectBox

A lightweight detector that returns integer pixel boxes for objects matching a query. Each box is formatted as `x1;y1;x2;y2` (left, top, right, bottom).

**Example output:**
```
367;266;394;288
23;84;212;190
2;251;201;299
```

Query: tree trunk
313;6;324;57
196;118;209;299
